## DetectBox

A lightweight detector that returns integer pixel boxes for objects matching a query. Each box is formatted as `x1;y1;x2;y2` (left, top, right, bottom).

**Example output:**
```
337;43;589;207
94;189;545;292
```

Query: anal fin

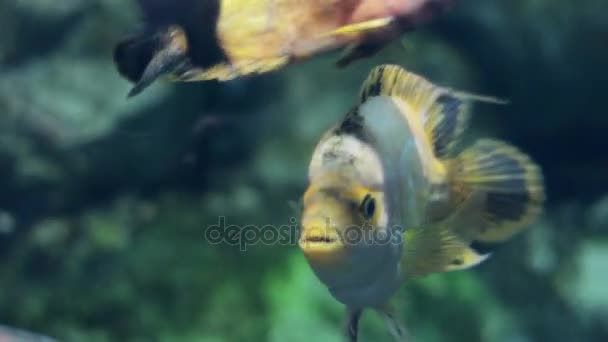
402;225;490;279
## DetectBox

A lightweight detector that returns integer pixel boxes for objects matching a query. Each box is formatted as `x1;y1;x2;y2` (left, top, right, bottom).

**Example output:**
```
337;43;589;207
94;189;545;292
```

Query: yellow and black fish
114;0;456;96
298;65;544;341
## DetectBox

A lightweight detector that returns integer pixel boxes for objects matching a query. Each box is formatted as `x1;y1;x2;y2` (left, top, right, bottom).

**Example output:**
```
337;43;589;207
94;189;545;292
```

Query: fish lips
298;223;346;264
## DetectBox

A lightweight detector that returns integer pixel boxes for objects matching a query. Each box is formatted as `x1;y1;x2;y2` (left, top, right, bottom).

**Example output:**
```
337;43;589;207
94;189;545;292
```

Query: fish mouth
298;227;344;260
301;235;338;244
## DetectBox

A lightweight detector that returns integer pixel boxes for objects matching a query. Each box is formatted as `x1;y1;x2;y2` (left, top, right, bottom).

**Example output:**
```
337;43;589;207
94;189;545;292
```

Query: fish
298;65;545;341
113;0;457;97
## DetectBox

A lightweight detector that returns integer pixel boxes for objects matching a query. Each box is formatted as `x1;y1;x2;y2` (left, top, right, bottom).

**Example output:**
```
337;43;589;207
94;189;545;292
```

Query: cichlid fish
114;0;456;96
298;65;544;341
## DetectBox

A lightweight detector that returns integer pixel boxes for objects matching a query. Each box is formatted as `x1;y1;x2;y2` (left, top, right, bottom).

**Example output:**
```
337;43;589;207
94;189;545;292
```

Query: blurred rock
0;211;16;235
30;217;70;249
587;196;608;233
563;241;608;314
0;57;164;149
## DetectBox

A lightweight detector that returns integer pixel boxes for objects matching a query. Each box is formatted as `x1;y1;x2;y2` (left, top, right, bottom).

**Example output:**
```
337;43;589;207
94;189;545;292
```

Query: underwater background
1;1;607;341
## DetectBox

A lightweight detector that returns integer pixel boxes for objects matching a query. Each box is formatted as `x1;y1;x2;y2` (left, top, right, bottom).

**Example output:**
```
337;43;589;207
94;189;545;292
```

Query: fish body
302;96;437;308
114;0;456;96
299;65;544;341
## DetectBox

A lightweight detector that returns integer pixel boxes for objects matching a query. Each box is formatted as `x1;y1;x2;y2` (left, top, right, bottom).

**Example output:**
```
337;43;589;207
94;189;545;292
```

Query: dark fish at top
113;0;457;96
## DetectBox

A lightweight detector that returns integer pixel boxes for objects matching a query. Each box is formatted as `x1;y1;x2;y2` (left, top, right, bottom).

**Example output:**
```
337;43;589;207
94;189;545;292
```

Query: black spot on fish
484;156;526;176
437;93;462;116
486;192;530;222
481;153;532;222
334;107;368;142
433;94;462;156
450;259;464;266
137;0;227;67
470;240;500;254
361;66;385;103
322;150;340;163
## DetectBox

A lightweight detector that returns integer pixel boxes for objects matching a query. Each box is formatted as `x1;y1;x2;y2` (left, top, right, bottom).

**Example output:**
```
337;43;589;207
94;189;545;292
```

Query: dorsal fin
359;65;504;158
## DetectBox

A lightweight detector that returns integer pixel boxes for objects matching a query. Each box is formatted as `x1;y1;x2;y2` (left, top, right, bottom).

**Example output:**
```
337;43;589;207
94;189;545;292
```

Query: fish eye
360;194;376;220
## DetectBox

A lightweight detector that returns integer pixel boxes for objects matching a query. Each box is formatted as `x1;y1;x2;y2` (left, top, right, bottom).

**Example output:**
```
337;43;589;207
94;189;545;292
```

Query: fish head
299;172;397;296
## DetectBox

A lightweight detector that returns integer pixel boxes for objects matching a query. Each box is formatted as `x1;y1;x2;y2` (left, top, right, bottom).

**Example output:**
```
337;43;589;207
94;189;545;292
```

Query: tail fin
449;139;545;243
113;25;189;97
359;65;505;159
401;140;543;279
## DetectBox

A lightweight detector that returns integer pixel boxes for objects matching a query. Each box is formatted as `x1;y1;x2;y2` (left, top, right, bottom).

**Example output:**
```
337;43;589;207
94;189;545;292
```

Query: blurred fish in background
0;0;607;341
114;0;456;96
